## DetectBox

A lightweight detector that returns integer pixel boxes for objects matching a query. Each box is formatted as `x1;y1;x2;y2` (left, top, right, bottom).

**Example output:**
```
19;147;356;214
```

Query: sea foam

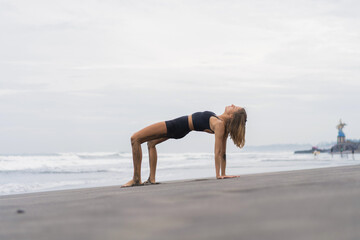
1;152;359;195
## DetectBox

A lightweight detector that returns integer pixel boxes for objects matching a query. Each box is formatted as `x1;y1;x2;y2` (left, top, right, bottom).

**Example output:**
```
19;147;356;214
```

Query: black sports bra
192;111;219;132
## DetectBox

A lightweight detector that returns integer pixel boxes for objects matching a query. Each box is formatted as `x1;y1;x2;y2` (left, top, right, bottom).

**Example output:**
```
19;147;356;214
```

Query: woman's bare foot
121;179;143;188
143;177;158;185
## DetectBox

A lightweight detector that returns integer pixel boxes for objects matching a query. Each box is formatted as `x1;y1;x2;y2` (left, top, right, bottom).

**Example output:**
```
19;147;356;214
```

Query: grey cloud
0;0;359;153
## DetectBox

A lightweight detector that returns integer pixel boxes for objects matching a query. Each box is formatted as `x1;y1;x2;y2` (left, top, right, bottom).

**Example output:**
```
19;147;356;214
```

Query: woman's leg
146;137;168;184
122;121;167;187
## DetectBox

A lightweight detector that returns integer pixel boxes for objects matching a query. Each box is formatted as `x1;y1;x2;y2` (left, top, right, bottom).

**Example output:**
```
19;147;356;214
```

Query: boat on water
294;147;330;154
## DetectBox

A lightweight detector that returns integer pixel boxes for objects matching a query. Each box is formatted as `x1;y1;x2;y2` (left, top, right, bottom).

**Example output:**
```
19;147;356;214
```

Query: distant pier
295;119;359;154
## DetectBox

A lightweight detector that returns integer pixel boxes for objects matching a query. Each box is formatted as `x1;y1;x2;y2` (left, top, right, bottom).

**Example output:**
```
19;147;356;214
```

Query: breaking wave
1;151;359;196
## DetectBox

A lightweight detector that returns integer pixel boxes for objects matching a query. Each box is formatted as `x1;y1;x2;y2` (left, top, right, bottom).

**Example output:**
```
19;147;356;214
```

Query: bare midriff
188;115;194;131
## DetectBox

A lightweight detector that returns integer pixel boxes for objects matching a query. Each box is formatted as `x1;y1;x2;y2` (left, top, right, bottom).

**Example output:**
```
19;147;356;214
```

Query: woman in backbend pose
122;104;247;187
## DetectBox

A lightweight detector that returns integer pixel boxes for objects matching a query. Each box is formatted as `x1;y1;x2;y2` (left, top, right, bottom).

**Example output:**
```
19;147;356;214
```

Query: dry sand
1;165;360;240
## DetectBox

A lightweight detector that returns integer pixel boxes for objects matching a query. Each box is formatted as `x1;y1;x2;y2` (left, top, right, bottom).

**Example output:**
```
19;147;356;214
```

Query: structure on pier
336;119;346;143
331;119;359;153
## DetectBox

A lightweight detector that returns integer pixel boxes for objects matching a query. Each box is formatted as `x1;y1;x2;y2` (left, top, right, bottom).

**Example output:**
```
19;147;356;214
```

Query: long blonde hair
226;108;247;148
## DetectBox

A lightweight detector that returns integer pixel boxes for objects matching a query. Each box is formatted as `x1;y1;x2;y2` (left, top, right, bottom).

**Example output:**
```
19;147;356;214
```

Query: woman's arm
221;138;227;176
214;123;240;179
214;123;225;178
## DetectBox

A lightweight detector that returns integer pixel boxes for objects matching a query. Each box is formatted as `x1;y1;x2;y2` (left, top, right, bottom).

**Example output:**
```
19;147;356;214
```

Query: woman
122;104;247;187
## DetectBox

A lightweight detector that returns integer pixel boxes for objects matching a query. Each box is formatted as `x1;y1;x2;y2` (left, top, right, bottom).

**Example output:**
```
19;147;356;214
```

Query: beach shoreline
1;151;359;196
1;162;358;198
1;164;360;240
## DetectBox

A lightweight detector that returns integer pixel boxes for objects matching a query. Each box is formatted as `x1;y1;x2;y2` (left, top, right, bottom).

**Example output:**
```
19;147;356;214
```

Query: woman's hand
216;175;240;179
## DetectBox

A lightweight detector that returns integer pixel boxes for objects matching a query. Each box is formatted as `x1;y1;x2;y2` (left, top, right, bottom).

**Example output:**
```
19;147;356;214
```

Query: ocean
1;151;359;196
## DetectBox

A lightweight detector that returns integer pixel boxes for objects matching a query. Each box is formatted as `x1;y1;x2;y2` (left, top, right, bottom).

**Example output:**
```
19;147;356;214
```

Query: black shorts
165;116;191;139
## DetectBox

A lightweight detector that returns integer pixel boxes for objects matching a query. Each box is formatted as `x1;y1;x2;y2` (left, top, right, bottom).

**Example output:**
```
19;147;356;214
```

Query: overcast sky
1;0;359;154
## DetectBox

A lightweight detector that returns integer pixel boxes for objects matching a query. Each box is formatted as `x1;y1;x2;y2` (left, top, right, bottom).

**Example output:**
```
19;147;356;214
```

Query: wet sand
1;165;360;240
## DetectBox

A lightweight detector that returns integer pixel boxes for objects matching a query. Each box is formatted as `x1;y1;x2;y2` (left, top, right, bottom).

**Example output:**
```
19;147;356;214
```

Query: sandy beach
1;165;360;240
